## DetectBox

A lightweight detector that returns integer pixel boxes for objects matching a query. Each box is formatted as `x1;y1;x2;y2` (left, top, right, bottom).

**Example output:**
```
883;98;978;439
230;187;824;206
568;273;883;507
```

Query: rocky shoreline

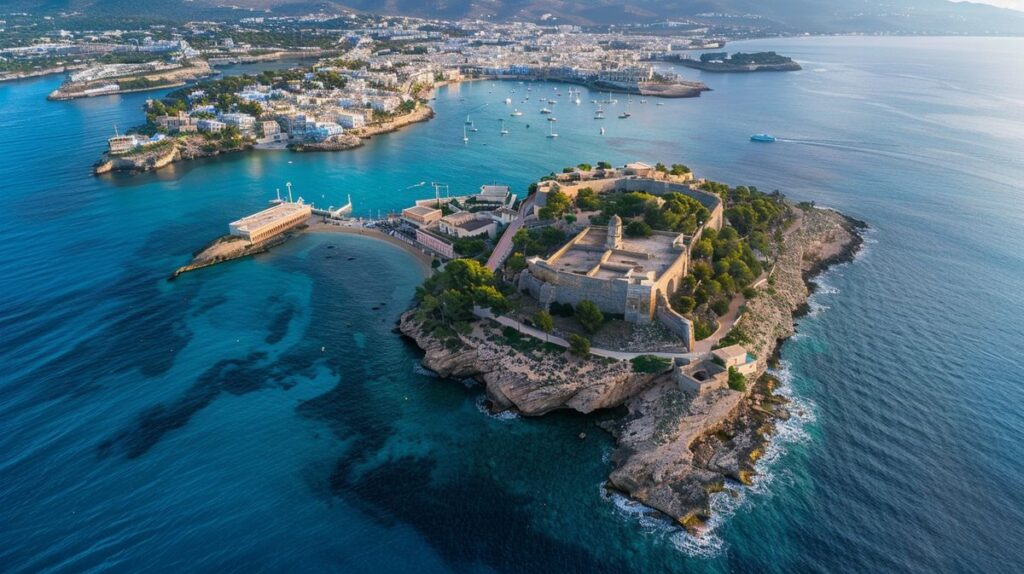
399;205;864;532
169;226;304;280
94;137;252;175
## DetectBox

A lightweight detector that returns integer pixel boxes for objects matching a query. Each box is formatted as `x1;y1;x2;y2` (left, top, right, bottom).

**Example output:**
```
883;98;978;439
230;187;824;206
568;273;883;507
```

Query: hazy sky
956;0;1024;10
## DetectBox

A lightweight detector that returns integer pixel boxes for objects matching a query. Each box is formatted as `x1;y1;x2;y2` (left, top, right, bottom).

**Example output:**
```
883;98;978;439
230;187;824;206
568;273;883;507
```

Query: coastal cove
1;35;1023;574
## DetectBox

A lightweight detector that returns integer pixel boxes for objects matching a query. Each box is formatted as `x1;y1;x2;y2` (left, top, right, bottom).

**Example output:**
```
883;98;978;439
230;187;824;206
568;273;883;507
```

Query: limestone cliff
399;315;660;415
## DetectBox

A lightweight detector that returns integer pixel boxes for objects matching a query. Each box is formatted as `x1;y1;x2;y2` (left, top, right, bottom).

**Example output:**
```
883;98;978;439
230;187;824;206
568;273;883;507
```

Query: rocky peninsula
399;202;863;532
94;135;252;175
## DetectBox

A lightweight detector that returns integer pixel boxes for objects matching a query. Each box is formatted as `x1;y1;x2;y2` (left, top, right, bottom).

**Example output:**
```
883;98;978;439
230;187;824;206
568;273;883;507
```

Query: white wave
475;395;519;421
813;276;840;295
807;299;831;317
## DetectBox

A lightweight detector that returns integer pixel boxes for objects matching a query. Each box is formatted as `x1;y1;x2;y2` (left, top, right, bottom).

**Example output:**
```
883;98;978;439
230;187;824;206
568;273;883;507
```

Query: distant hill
7;0;1024;35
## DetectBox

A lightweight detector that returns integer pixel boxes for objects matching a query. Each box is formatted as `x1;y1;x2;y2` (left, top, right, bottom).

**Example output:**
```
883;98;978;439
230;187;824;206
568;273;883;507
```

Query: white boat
600;127;605;135
500;119;509;135
463;126;468;143
546;123;558;138
575;96;581;105
656;102;665;106
511;109;523;116
465;115;472;125
469;121;478;132
548;116;557;122
547;99;557;104
505;97;512;104
594;104;605;119
540;107;552;114
640;99;647;104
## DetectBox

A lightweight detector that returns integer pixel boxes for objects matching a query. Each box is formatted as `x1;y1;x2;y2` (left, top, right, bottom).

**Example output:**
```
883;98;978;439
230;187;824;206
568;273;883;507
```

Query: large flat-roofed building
401;205;443;227
229;201;312;244
476;184;511;205
438;212;498;238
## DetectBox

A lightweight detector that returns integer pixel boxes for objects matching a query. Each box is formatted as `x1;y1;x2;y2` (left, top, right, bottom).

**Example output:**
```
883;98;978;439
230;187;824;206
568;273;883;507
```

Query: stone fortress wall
519;174;722;350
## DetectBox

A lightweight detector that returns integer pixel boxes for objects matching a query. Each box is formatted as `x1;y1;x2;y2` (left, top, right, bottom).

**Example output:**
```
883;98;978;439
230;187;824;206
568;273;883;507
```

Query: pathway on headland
486;195;535;271
473;308;697;361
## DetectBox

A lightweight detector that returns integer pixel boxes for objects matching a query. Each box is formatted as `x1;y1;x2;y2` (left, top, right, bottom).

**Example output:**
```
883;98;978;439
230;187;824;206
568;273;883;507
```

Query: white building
220;113;257;133
333;111;366;129
229;201;312;244
197;119;226;133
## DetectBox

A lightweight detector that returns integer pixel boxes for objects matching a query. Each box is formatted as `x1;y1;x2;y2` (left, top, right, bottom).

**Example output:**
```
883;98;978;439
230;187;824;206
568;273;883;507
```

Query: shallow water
1;36;1022;573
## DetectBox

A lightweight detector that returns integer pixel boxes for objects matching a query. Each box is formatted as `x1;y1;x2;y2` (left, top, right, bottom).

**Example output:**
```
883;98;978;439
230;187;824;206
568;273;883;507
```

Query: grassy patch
630;355;672;374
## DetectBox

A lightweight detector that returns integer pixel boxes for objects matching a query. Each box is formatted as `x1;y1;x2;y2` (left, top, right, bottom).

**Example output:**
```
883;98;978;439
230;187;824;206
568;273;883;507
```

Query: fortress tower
607;214;623;250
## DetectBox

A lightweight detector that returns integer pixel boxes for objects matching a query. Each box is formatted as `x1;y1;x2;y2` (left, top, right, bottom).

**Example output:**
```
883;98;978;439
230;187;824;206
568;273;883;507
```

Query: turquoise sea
1;36;1022;572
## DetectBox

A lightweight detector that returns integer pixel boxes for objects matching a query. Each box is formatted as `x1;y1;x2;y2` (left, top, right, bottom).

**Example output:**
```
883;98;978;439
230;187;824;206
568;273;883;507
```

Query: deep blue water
1;36;1023;573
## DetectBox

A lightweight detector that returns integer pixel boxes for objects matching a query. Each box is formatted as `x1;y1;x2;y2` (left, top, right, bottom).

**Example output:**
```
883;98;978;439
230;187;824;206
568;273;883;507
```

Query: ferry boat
750;134;777;143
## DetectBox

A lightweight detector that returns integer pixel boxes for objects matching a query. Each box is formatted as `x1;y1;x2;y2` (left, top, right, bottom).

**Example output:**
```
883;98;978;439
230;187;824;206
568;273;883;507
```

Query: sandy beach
306;221;434;276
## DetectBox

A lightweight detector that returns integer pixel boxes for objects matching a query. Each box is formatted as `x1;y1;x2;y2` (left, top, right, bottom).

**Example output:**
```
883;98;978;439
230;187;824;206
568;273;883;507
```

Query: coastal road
485;194;535;271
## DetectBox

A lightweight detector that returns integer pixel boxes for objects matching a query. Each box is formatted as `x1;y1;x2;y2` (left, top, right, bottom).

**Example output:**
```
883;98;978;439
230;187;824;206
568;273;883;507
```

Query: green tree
538;189;571;220
569;334;591;358
625;220;652;237
672;295;696;315
506;252;527;273
711;298;730;316
534;310;554;334
473;285;510;314
575;187;601;211
693;238;714;259
575;300;605;333
728;367;747;392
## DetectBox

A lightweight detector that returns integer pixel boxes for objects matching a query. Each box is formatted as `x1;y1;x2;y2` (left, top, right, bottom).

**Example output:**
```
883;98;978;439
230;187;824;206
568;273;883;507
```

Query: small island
676;51;802;73
396;161;862;533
